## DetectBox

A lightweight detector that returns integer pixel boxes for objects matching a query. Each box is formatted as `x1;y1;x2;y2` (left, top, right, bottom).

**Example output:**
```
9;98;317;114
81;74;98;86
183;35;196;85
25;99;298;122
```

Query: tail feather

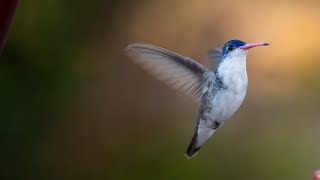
185;120;220;158
185;131;201;159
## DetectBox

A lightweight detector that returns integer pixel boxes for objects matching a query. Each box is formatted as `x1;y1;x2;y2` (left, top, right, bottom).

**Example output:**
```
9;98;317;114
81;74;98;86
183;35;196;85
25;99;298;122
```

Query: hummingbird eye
227;45;235;51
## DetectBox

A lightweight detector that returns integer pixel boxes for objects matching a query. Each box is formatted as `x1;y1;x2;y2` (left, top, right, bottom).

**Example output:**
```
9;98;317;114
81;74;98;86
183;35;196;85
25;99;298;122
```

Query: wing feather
125;43;210;101
207;48;222;71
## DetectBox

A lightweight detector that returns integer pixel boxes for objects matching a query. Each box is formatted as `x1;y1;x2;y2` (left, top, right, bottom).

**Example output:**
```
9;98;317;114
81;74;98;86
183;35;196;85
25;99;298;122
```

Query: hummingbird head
221;39;269;59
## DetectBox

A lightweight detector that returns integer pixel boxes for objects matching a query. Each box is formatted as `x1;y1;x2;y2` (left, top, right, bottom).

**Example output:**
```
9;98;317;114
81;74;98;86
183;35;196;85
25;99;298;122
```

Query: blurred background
1;0;320;179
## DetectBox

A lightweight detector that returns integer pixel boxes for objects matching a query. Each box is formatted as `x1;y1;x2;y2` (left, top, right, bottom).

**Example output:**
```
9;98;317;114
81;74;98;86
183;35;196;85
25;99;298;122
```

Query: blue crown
221;40;246;58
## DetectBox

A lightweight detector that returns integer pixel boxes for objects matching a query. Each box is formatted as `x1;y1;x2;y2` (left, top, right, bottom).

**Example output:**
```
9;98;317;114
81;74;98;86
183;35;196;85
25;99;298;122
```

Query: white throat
217;49;248;94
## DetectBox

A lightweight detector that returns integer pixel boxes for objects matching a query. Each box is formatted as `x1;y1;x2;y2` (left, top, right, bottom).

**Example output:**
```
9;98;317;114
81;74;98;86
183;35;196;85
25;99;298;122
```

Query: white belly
208;49;248;122
210;87;247;121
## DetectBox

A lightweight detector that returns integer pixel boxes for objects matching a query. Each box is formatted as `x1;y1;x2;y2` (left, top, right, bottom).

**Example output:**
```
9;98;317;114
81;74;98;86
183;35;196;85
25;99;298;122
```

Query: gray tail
185;131;201;159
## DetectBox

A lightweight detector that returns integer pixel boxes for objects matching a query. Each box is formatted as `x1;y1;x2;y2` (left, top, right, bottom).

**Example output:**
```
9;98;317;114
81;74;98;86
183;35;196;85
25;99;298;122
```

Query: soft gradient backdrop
1;0;320;179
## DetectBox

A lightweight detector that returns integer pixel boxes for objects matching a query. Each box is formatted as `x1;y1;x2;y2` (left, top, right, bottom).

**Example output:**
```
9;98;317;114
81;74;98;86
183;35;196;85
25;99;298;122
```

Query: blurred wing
207;48;222;71
125;43;210;101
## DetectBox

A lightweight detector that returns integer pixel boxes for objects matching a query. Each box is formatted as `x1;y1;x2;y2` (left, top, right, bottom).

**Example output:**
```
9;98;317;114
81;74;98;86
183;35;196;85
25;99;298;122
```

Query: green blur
1;0;320;179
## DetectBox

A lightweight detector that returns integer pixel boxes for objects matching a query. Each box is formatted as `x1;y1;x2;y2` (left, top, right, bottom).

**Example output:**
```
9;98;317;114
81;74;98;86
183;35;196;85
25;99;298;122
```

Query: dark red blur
0;0;18;50
314;170;320;180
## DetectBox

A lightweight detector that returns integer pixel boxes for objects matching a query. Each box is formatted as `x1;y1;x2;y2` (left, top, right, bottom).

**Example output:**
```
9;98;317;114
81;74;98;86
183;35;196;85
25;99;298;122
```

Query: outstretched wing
207;48;222;71
125;43;210;101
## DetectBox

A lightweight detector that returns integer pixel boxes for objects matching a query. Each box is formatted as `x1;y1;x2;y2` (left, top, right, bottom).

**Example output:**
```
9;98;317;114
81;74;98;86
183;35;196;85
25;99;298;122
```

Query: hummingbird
125;40;269;158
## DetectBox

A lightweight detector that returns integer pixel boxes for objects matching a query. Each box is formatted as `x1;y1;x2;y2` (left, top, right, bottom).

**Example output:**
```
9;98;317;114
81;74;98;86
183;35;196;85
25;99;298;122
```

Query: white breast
211;49;248;121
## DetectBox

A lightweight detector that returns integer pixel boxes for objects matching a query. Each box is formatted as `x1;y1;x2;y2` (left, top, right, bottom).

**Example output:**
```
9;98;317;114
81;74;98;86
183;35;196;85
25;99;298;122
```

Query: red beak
240;42;269;50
